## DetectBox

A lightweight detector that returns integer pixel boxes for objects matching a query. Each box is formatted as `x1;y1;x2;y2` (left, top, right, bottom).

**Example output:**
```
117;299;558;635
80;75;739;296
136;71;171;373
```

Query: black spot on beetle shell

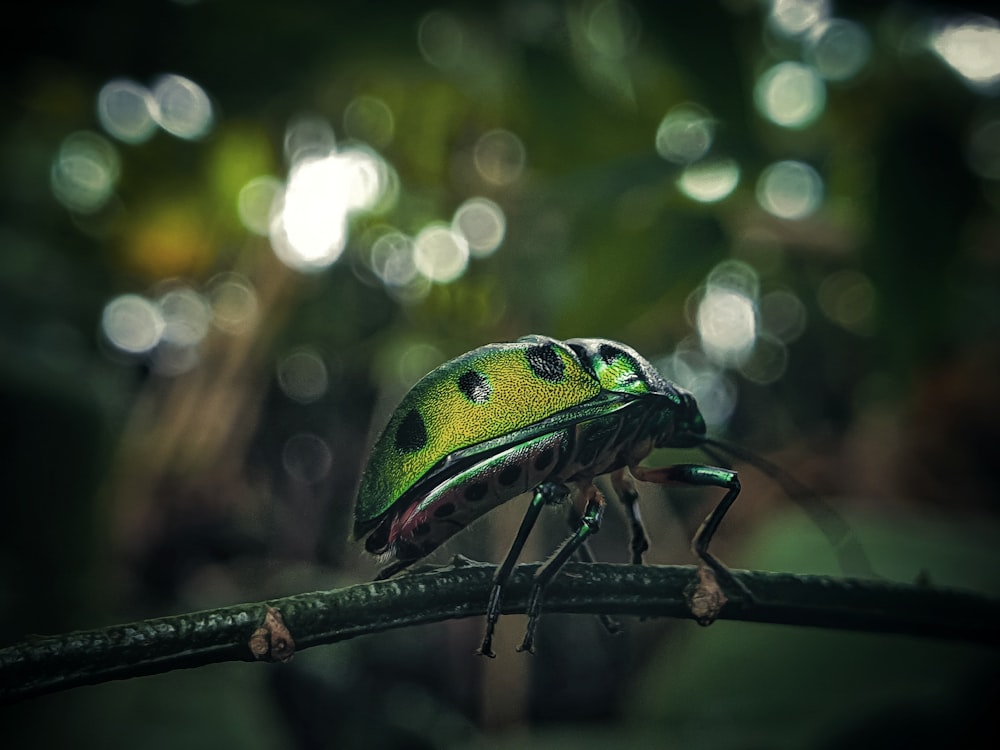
498;464;522;486
598;343;624;363
457;369;491;404
433;502;456;518
395;408;428;453
526;344;565;382
464;482;488;502
533;447;554;471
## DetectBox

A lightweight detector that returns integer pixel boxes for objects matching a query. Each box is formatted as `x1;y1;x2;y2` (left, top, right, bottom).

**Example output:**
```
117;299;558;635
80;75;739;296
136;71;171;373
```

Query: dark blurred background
2;0;999;747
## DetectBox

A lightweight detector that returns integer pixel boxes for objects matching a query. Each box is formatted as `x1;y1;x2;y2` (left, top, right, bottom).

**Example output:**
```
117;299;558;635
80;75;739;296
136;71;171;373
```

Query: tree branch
2;560;998;704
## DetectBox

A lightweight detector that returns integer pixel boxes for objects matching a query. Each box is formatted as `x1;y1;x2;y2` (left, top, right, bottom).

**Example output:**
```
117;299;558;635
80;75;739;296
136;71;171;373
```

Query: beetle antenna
699;436;874;579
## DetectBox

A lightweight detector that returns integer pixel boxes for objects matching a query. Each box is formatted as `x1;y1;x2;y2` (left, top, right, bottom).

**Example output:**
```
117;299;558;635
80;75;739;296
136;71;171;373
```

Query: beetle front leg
630;463;751;624
477;482;567;658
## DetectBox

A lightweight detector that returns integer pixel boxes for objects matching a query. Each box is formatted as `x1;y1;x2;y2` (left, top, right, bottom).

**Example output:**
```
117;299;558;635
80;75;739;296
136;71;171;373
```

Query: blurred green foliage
2;0;999;747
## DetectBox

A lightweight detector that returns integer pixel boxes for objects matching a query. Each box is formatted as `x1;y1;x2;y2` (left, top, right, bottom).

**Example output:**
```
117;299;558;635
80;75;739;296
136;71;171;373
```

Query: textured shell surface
354;336;603;534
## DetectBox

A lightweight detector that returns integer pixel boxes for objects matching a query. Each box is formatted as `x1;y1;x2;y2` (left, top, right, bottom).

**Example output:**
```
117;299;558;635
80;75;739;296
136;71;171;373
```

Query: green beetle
354;335;865;656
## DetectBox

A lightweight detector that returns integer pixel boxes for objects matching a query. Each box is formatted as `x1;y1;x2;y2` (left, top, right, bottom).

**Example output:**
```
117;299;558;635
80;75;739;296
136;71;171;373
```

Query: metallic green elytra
354;336;602;540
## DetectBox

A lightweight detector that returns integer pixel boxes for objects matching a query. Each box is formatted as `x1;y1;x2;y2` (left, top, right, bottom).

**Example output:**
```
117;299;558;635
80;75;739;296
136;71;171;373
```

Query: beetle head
664;390;707;448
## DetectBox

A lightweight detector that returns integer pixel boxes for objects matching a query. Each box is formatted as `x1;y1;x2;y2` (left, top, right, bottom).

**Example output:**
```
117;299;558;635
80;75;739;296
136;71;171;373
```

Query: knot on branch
248;606;295;663
685;565;728;626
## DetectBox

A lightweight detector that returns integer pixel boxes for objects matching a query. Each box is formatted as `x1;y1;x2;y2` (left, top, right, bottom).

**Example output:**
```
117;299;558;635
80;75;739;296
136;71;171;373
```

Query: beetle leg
566;522;622;635
630;463;752;623
610;467;649;565
477;482;567;658
518;483;606;654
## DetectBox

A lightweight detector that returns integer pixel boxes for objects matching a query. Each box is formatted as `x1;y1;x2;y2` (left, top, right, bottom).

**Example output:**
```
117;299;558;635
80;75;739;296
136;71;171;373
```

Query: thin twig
2;559;998;704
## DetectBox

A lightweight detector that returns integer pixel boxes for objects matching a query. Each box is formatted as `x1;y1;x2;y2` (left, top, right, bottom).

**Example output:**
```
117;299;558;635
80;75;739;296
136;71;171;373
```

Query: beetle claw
515;639;536;655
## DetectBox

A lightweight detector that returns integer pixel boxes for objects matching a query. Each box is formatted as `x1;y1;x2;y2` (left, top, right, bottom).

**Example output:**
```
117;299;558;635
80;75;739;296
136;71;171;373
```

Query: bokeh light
102;278;258;368
271;138;389;273
692;261;761;367
237;175;282;236
50;131;120;213
374;339;448;393
707;258;760;300
101;294;164;354
676;158;740;203
756;160;824;219
805;18;872;81
413;223;469;283
150;74;214;140
282;433;333;484
755;62;826;129
271;159;347;271
655;104;714;164
152;339;200;376
277;348;329;404
738;332;788;385
660;344;738;427
157;285;211;347
452;197;506;257
370;230;419;288
473;129;526;186
930;16;1000;89
769;0;830;37
585;0;642;60
418;10;465;70
343;95;396;149
340;147;391;209
759;288;807;343
284;115;337;164
685;260;762;372
97;79;157;144
682;259;801;393
206;272;259;334
697;287;757;366
818;269;876;334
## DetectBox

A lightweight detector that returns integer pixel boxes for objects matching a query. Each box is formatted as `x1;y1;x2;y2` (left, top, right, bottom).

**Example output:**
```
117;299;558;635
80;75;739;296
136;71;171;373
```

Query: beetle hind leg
568;529;622;635
518;482;607;654
610;467;649;565
477;482;567;658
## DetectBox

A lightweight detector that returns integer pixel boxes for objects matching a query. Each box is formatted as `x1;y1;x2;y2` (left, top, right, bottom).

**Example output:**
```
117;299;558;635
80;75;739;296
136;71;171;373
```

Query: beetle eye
680;392;706;435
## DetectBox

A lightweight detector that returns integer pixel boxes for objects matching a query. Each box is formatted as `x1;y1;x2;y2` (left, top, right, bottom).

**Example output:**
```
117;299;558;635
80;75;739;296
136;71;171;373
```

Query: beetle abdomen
376;430;571;562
